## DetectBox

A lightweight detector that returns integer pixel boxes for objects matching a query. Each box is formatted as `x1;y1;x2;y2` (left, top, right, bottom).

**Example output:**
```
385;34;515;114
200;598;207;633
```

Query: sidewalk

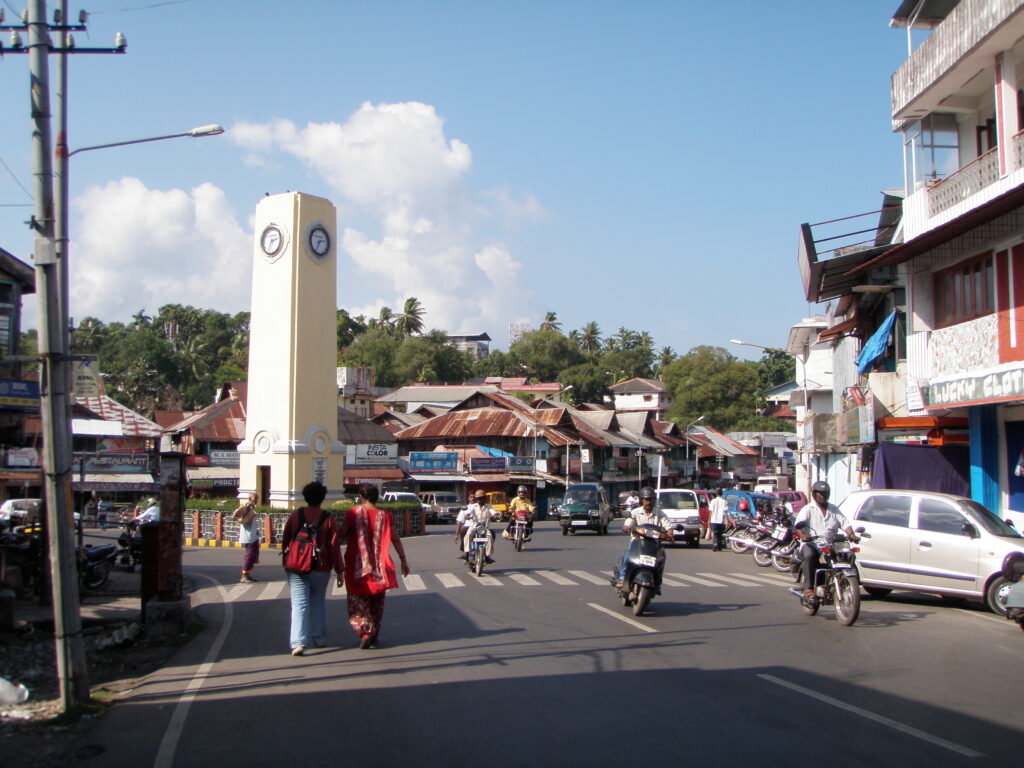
11;564;143;629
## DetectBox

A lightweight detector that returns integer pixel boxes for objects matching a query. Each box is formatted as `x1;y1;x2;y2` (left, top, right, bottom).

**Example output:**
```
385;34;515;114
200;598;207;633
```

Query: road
73;520;1022;767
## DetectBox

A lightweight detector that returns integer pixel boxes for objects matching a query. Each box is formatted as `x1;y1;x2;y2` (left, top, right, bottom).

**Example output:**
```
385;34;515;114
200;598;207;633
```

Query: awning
817;317;859;342
856;310;897;374
467;473;511;483
343;468;405;482
0;469;42;486
73;473;159;492
410;473;469;483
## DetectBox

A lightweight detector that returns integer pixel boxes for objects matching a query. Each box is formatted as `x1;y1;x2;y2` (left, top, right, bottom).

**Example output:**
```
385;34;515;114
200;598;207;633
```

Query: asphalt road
72;520;1022;767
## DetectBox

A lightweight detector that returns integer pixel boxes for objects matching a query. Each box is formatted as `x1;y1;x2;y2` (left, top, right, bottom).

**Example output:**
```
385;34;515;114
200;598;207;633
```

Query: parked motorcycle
466;521;491;577
79;543;117;590
726;516;758;554
116;520;143;572
788;527;862;626
749;509;793;567
612;522;669;616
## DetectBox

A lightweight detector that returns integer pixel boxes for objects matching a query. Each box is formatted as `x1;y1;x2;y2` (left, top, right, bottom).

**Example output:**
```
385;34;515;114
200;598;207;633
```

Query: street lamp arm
730;338;786;353
67;124;224;157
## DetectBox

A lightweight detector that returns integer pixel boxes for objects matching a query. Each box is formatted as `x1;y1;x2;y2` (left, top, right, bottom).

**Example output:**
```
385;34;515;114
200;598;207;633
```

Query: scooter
116;520;143;572
79;543;117;590
611;523;670;616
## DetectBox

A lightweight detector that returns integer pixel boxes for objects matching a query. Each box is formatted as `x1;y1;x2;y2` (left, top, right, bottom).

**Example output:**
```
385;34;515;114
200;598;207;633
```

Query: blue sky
0;0;909;360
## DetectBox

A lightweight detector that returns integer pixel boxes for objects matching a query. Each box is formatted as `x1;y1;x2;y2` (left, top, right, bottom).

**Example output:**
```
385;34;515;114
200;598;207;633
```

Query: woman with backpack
282;482;343;657
340;483;410;649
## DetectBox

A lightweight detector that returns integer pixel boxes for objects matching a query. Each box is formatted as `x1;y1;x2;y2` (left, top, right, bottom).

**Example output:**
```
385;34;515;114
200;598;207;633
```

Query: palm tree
369;306;395;333
658;346;676;371
395;297;426;336
539;311;561;333
580;321;601;358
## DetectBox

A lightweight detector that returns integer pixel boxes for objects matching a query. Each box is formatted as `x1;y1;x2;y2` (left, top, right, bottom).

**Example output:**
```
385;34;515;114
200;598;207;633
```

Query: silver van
839;489;1024;614
418;491;463;523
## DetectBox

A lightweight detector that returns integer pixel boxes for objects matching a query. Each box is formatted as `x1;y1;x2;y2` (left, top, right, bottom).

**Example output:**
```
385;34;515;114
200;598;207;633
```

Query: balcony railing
928;146;999;217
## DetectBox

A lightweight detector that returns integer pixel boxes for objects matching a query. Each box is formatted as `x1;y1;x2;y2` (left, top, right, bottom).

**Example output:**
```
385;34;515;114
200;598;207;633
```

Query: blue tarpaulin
477;445;514;458
856;310;897;375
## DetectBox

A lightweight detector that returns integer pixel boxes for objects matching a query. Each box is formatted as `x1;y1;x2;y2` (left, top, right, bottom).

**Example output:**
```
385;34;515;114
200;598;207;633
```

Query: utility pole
2;0;126;711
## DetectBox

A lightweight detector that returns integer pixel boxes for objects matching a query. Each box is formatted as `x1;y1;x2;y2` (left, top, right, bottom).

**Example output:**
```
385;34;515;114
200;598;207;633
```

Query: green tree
557;362;610;405
336;309;367;352
539;311;562;333
656;346;676;373
395;297;426;337
507;329;583;381
579;321;601;359
662;346;762;431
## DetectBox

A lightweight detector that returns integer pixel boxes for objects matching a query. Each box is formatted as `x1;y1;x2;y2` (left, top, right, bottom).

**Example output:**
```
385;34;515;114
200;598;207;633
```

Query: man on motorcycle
794;481;859;599
457;489;499;564
615;486;668;594
504;486;535;541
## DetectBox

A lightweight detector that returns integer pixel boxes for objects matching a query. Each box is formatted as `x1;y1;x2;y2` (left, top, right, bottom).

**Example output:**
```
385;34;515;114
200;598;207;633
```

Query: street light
66;124;224;157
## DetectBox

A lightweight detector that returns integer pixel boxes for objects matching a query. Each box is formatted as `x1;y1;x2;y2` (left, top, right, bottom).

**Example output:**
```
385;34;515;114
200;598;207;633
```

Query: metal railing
928;147;999;216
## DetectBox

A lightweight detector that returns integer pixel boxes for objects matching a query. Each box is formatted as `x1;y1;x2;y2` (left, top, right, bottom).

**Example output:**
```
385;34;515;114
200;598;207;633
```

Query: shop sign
926;367;1024;407
0;379;39;410
186;455;210;466
838;397;875;445
508;457;533;471
350;443;397;466
73;452;151;474
410;452;458;472
6;447;39;467
209;450;240;467
470;457;506;472
72;360;101;397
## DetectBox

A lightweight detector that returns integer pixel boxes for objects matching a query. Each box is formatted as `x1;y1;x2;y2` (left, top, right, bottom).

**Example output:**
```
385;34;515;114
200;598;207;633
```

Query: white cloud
70;178;251;322
232;101;535;337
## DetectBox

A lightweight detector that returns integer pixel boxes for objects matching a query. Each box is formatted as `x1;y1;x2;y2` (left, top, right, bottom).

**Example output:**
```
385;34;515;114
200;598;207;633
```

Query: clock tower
238;192;344;507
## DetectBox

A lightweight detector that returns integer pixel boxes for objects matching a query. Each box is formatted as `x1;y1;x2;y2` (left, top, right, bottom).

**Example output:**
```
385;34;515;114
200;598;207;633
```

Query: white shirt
623;504;668;532
136;504;161;524
238;509;260;543
458;503;496;527
708;496;729;525
794;501;849;546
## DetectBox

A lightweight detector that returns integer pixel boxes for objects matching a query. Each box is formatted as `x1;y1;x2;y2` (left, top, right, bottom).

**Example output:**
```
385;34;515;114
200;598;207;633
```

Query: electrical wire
89;0;197;13
0;155;32;201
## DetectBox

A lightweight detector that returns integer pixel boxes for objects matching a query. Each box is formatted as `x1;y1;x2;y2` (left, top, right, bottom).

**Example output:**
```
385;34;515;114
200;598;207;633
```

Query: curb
185;538;282;550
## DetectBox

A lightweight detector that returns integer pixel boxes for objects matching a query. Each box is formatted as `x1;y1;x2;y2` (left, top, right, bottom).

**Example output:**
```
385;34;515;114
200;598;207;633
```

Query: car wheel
986;575;1011;615
561;527;568;536
864;586;892;599
688;538;700;549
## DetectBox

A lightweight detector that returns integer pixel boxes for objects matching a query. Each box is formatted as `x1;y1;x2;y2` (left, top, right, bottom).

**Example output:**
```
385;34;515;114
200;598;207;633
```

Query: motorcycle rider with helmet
793;481;859;599
1002;551;1024;628
504;486;536;542
614;486;668;595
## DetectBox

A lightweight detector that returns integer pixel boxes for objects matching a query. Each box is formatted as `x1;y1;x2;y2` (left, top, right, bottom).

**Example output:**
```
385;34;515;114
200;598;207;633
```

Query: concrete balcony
928;147;999;216
892;0;1024;129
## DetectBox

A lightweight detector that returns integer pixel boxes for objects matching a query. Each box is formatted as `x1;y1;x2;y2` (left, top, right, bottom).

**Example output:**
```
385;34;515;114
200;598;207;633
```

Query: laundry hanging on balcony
856;310;897;375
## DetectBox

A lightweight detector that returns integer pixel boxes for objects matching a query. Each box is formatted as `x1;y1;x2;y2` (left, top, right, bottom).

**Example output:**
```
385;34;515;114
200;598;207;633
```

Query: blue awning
476;445;514;458
856;310;897;375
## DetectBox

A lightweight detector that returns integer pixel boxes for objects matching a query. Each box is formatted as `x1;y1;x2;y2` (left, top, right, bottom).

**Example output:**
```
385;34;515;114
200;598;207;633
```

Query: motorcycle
510;511;530;552
749;509;793;568
726;515;758;554
788;527;862;626
116;520;143;572
770;530;801;573
611;522;670;616
466;522;491;577
79;542;117;590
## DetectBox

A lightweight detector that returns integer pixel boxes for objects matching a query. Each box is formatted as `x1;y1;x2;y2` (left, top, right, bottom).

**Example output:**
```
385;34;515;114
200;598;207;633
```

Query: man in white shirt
708;489;730;551
616;487;668;592
456;490;499;563
136;497;161;525
794;481;859;598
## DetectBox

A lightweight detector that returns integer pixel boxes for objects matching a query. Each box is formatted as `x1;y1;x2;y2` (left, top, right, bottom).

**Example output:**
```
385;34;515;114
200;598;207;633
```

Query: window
855;495;911;527
917;499;968;535
933;252;994;327
903;113;960;190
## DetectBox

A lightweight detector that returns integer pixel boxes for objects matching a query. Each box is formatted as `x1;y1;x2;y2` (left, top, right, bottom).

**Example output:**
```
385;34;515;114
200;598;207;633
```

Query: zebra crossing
229;569;795;599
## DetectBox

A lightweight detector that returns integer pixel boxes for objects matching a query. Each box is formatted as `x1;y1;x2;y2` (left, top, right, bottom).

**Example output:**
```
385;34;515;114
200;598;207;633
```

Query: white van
754;475;791;493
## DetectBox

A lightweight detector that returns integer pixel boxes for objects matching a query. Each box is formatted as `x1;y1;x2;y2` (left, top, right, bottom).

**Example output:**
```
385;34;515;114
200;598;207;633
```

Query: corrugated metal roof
74;396;162;438
609;377;666;394
154;383;248;442
377;385;498;403
395;407;576;446
338;407;396;443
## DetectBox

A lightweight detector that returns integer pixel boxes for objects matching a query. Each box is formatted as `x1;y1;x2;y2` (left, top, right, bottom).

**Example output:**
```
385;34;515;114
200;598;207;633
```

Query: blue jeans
288;569;330;649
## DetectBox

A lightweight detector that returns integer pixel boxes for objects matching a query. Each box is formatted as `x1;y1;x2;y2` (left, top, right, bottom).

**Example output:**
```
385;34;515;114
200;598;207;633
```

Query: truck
753;475;791;493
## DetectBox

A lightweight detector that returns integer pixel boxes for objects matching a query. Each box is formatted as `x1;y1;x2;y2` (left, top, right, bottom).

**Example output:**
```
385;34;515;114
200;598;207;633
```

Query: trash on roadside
0;676;29;706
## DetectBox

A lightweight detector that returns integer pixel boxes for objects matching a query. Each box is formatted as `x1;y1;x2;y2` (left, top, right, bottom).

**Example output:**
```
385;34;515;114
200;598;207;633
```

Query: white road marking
724;573;786;585
536;570;579;586
476;574;502;586
257;581;285;601
666;573;726;587
226;584;250;601
508;572;542;586
331;580;346;596
153;575;233;768
402;574;426;591
436;572;465;588
660;575;689;587
698;572;762;587
588;602;658;633
758;674;983;758
569;569;611;585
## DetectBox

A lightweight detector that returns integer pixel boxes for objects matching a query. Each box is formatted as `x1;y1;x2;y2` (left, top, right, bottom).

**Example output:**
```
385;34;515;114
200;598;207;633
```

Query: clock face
260;225;283;257
309;226;330;257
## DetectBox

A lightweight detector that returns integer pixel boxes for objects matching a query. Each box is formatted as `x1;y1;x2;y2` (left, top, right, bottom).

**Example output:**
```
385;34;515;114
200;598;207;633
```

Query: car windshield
658;492;697;510
436;494;458;503
564;489;597;506
960;499;1022;537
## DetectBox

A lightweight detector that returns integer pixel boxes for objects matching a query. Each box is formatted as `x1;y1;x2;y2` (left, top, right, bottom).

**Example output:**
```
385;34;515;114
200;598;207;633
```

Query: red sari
343;505;398;639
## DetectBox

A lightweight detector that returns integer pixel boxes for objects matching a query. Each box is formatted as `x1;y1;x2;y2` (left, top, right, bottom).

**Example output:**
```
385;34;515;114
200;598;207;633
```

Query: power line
90;0;196;13
0;155;33;200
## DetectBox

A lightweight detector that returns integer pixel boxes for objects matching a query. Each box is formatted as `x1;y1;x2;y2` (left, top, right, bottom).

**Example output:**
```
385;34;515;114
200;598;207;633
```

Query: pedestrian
96;496;112;531
282;482;343;657
708;488;729;552
340;483;409;649
233;492;261;583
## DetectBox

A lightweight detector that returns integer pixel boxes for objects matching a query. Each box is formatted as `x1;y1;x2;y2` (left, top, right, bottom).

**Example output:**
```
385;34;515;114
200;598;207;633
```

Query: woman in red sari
341;483;410;649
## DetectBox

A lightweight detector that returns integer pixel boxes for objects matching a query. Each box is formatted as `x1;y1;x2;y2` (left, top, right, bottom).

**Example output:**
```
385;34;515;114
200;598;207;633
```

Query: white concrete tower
238;192;344;507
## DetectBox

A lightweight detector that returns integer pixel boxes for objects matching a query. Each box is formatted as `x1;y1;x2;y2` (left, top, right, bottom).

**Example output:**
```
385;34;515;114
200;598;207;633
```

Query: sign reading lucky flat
925;366;1024;407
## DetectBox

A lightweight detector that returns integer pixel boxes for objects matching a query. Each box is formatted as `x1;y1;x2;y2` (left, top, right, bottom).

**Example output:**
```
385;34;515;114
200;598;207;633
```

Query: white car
0;498;42;526
839;489;1024;614
655;489;703;547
